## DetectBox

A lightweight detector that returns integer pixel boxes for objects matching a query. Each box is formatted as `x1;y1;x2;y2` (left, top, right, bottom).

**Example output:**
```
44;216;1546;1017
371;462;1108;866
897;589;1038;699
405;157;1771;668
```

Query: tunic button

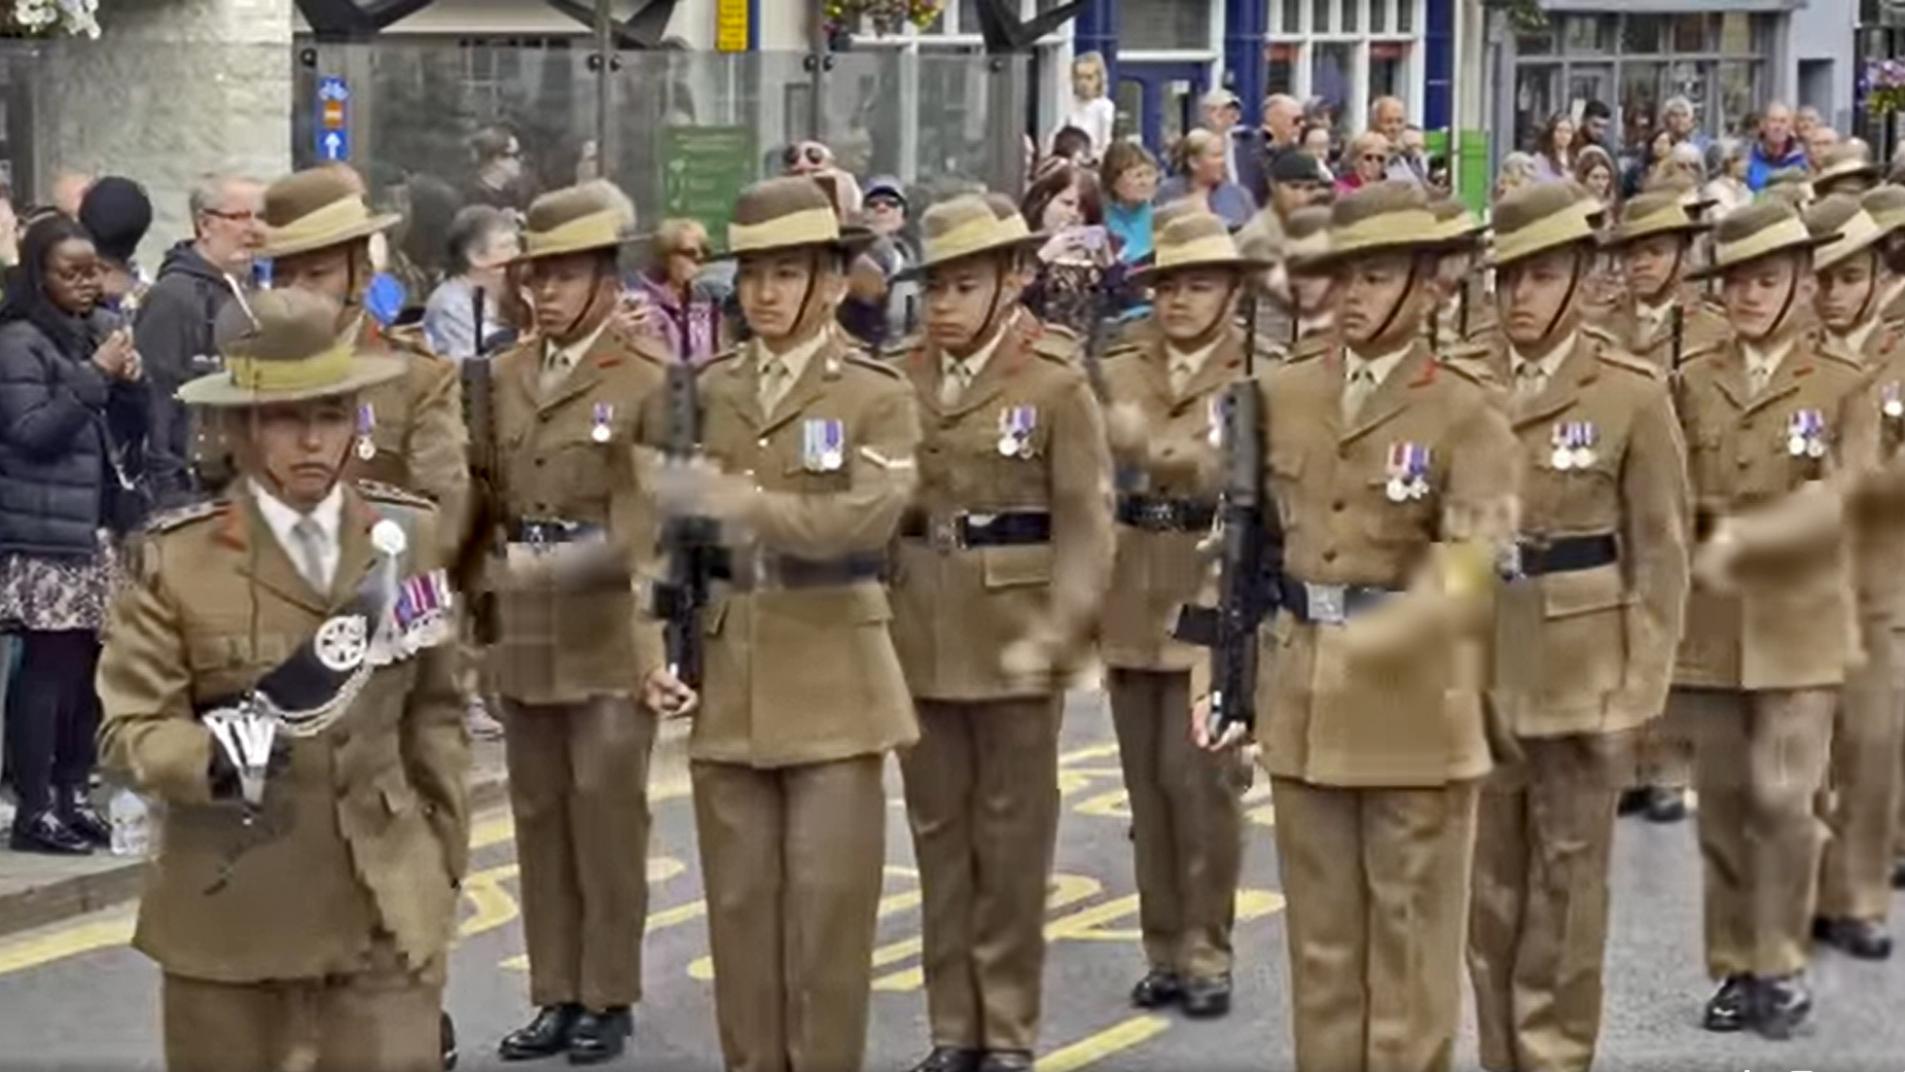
1332;499;1345;512
1323;549;1338;563
758;438;769;448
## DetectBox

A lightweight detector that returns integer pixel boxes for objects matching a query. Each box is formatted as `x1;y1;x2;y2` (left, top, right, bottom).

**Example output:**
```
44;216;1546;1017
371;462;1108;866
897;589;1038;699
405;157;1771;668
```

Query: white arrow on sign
318;78;349;102
322;131;344;159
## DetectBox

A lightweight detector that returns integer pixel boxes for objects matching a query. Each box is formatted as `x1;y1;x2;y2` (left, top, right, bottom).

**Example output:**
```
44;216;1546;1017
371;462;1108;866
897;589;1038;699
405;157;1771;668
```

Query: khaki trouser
1677;687;1836;978
501;695;657;1009
1107;668;1247;980
1468;734;1630;1072
692;756;887;1072
1631;707;1693;790
161;946;441;1072
901;696;1063;1052
1271;776;1479;1072
1819;623;1905;922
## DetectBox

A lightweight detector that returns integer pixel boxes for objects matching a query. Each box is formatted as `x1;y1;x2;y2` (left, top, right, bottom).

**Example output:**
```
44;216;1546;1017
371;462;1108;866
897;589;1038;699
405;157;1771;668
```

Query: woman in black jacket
0;215;146;854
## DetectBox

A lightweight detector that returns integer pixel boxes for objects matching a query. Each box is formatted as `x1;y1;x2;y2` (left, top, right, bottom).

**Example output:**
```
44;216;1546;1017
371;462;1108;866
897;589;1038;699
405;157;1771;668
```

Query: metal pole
595;0;613;184
807;0;828;143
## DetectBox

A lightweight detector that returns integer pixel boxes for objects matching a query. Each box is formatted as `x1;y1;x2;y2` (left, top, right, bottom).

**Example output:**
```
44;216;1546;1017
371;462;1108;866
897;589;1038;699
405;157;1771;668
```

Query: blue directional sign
315;75;350;161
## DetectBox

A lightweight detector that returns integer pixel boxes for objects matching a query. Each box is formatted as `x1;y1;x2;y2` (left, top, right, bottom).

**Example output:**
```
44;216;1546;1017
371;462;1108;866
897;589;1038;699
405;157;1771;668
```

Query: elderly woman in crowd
1704;138;1754;218
422;204;521;360
1159;128;1256;229
1335;131;1391;197
1102;141;1160;265
0;214;147;855
628;217;724;364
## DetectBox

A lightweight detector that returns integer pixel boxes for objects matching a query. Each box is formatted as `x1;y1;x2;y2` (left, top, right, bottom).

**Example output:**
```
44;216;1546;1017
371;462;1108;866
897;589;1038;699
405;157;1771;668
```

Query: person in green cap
1671;196;1877;1040
97;286;468;1072
1197;180;1519;1072
1465;179;1690;1072
642;175;922;1072
1801;193;1905;962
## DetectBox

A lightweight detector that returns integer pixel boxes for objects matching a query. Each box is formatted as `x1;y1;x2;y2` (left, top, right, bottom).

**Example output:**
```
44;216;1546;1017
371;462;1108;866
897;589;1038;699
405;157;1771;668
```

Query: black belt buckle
1517;532;1619;577
1119;495;1215;532
511;518;594;546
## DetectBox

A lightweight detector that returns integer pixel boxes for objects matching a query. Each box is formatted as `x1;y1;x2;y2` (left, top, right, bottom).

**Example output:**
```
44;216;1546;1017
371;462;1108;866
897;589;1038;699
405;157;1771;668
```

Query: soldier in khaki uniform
461;183;674;1064
1273;206;1337;364
258;168;469;556
1465;182;1691;1072
1211;182;1520;1072
1598;191;1733;824
1426;198;1500;352
1872;186;1905;890
1097;212;1264;1017
1813;142;1882;200
97;288;469;1072
1801;194;1905;960
886;194;1114;1072
643;177;922;1072
1670;198;1877;1039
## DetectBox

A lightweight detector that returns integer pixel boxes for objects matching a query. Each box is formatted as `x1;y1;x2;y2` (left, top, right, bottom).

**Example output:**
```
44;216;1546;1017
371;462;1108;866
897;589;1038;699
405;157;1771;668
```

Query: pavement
5;694;1905;1071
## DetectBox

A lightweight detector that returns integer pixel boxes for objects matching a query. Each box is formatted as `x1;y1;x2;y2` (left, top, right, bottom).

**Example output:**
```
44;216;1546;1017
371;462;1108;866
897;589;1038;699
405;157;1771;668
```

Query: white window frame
1263;0;1425;133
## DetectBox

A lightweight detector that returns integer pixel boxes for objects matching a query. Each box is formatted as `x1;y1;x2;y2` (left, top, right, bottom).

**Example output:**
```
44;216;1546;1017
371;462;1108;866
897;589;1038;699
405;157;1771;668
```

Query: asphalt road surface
5;692;1905;1071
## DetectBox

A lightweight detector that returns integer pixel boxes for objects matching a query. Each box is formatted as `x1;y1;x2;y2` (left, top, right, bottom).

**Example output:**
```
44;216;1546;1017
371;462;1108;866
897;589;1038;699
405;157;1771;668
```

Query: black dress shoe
60;788;111;847
977;1051;1035;1072
499;1003;580;1061
9;810;92;855
1129;968;1183;1008
1181;974;1232;1019
441;1012;458;1070
1617;788;1650;817
909;1047;983;1072
1643;787;1688;823
567;1006;631;1065
1815;916;1895;960
1752;974;1812;1040
1702;974;1753;1032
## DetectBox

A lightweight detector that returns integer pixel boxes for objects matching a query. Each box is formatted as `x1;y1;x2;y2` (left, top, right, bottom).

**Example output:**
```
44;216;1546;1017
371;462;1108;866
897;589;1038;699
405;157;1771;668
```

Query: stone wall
9;0;293;263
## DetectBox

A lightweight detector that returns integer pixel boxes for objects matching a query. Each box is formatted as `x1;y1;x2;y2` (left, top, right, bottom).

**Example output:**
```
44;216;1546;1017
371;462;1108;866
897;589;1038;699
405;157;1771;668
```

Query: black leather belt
901;510;1052;550
1116;495;1217;533
1276;577;1396;625
708;550;886;589
507;518;603;545
1517;533;1619;577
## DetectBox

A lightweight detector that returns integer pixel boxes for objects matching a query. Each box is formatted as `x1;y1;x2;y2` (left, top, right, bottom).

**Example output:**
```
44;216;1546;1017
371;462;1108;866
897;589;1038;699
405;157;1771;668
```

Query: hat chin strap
952;258;1014;357
1850;250;1882;331
1363;258;1421;349
1539;248;1587;345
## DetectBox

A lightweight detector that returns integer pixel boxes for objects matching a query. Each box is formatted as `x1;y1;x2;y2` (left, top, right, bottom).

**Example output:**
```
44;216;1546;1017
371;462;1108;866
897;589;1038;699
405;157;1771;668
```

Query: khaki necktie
939;359;972;408
759;357;791;416
1169;356;1196;397
1748;361;1773;398
539;346;573;396
1515;360;1548;399
1342;363;1377;422
291;515;328;593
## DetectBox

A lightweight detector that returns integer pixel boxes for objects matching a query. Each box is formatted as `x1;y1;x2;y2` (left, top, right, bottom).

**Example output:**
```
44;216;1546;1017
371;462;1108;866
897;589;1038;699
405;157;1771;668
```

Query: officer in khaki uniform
1599;191;1733;823
1227;182;1520;1072
258;168;470;556
644;177;922;1072
887;193;1114;1072
1670;198;1878;1039
471;183;672;1065
1272;206;1337;364
1801;194;1905;960
1465;182;1691;1072
97;288;469;1072
1097;212;1263;1017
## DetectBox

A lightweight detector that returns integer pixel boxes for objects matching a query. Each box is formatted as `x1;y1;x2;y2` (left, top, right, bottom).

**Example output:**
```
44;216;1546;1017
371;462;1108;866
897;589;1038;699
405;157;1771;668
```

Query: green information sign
662;125;757;251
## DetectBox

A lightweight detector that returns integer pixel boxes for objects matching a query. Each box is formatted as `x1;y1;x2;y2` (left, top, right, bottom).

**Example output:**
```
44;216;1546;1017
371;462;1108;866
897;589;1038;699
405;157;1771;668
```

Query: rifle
1671;304;1685;373
650;360;715;688
457;286;502;644
1173;313;1280;739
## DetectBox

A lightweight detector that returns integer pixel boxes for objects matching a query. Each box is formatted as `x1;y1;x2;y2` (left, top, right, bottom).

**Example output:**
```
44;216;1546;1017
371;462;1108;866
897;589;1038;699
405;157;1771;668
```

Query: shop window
1622;15;1666;54
1314;42;1354;121
1518;26;1556;57
1314;0;1333;35
1121;0;1212;50
1562;15;1614;55
1371;0;1390;35
1371;42;1409;102
1267;42;1298;96
1516;65;1561;151
1397;0;1412;34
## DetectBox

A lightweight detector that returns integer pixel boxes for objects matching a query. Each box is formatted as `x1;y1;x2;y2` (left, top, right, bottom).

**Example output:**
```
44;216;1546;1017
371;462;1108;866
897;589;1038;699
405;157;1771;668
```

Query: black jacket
0;314;147;557
134;242;234;507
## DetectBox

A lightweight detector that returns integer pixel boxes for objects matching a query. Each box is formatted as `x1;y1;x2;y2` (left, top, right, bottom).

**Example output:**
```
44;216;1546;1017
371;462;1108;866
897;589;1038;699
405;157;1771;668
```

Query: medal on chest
1884;382;1903;421
591;401;615;443
1384;441;1432;502
354;403;377;462
802;417;846;473
1549;420;1599;470
1206;395;1226;449
998;404;1039;458
1785;408;1827;459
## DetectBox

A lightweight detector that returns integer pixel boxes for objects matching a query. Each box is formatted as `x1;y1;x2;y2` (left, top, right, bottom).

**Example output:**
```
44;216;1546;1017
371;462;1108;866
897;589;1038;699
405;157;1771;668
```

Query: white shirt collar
1165;338;1222;379
943;322;1009;381
1344;341;1413;387
544;318;611;376
1743;337;1795;380
1836;317;1882;362
1636;296;1674;326
1508;332;1578;382
251;478;344;590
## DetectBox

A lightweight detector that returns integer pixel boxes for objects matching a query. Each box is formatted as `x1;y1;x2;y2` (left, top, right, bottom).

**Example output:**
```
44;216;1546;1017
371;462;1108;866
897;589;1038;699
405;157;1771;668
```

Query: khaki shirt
1842;324;1905;622
662;331;921;768
888;315;1115;700
1257;342;1519;787
1099;328;1251;671
1600;286;1732;371
354;321;472;558
1673;333;1878;690
97;484;469;983
1479;332;1691;736
485;322;670;705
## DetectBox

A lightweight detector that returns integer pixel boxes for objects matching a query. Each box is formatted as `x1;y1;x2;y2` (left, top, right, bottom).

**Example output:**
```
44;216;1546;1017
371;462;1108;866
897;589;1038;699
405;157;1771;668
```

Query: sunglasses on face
1360;152;1387;163
674;246;709;262
867;197;904;212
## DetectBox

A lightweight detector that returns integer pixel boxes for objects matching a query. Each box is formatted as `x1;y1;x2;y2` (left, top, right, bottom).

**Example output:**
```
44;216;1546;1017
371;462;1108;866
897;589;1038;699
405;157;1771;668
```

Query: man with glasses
841;175;917;348
465;125;531;215
135;171;265;507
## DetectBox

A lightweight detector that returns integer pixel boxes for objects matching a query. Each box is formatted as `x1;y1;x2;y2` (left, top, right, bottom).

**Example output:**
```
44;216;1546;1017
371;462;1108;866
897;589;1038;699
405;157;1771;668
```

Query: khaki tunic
1258;342;1518;788
1599;287;1732;372
97;485;469;984
889;316;1115;699
486;324;670;704
352;322;471;557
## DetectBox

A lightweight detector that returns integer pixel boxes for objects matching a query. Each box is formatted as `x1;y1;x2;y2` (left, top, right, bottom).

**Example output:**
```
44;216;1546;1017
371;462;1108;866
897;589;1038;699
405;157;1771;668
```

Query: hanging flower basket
823;0;946;38
1865;58;1905;116
2;0;101;38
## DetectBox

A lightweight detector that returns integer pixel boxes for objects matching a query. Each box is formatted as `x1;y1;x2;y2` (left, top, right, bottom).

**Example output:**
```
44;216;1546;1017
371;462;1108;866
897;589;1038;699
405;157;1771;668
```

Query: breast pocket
1539;450;1622;531
1267;448;1304;533
1364;475;1436;545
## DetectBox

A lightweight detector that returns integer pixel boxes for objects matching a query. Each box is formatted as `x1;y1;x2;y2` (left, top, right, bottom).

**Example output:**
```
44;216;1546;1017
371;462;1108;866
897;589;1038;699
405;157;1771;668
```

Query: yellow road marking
871;872;1105;992
0;914;135;976
1072;789;1130;818
467;775;691;853
1035;1014;1171;1072
686;867;925;982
